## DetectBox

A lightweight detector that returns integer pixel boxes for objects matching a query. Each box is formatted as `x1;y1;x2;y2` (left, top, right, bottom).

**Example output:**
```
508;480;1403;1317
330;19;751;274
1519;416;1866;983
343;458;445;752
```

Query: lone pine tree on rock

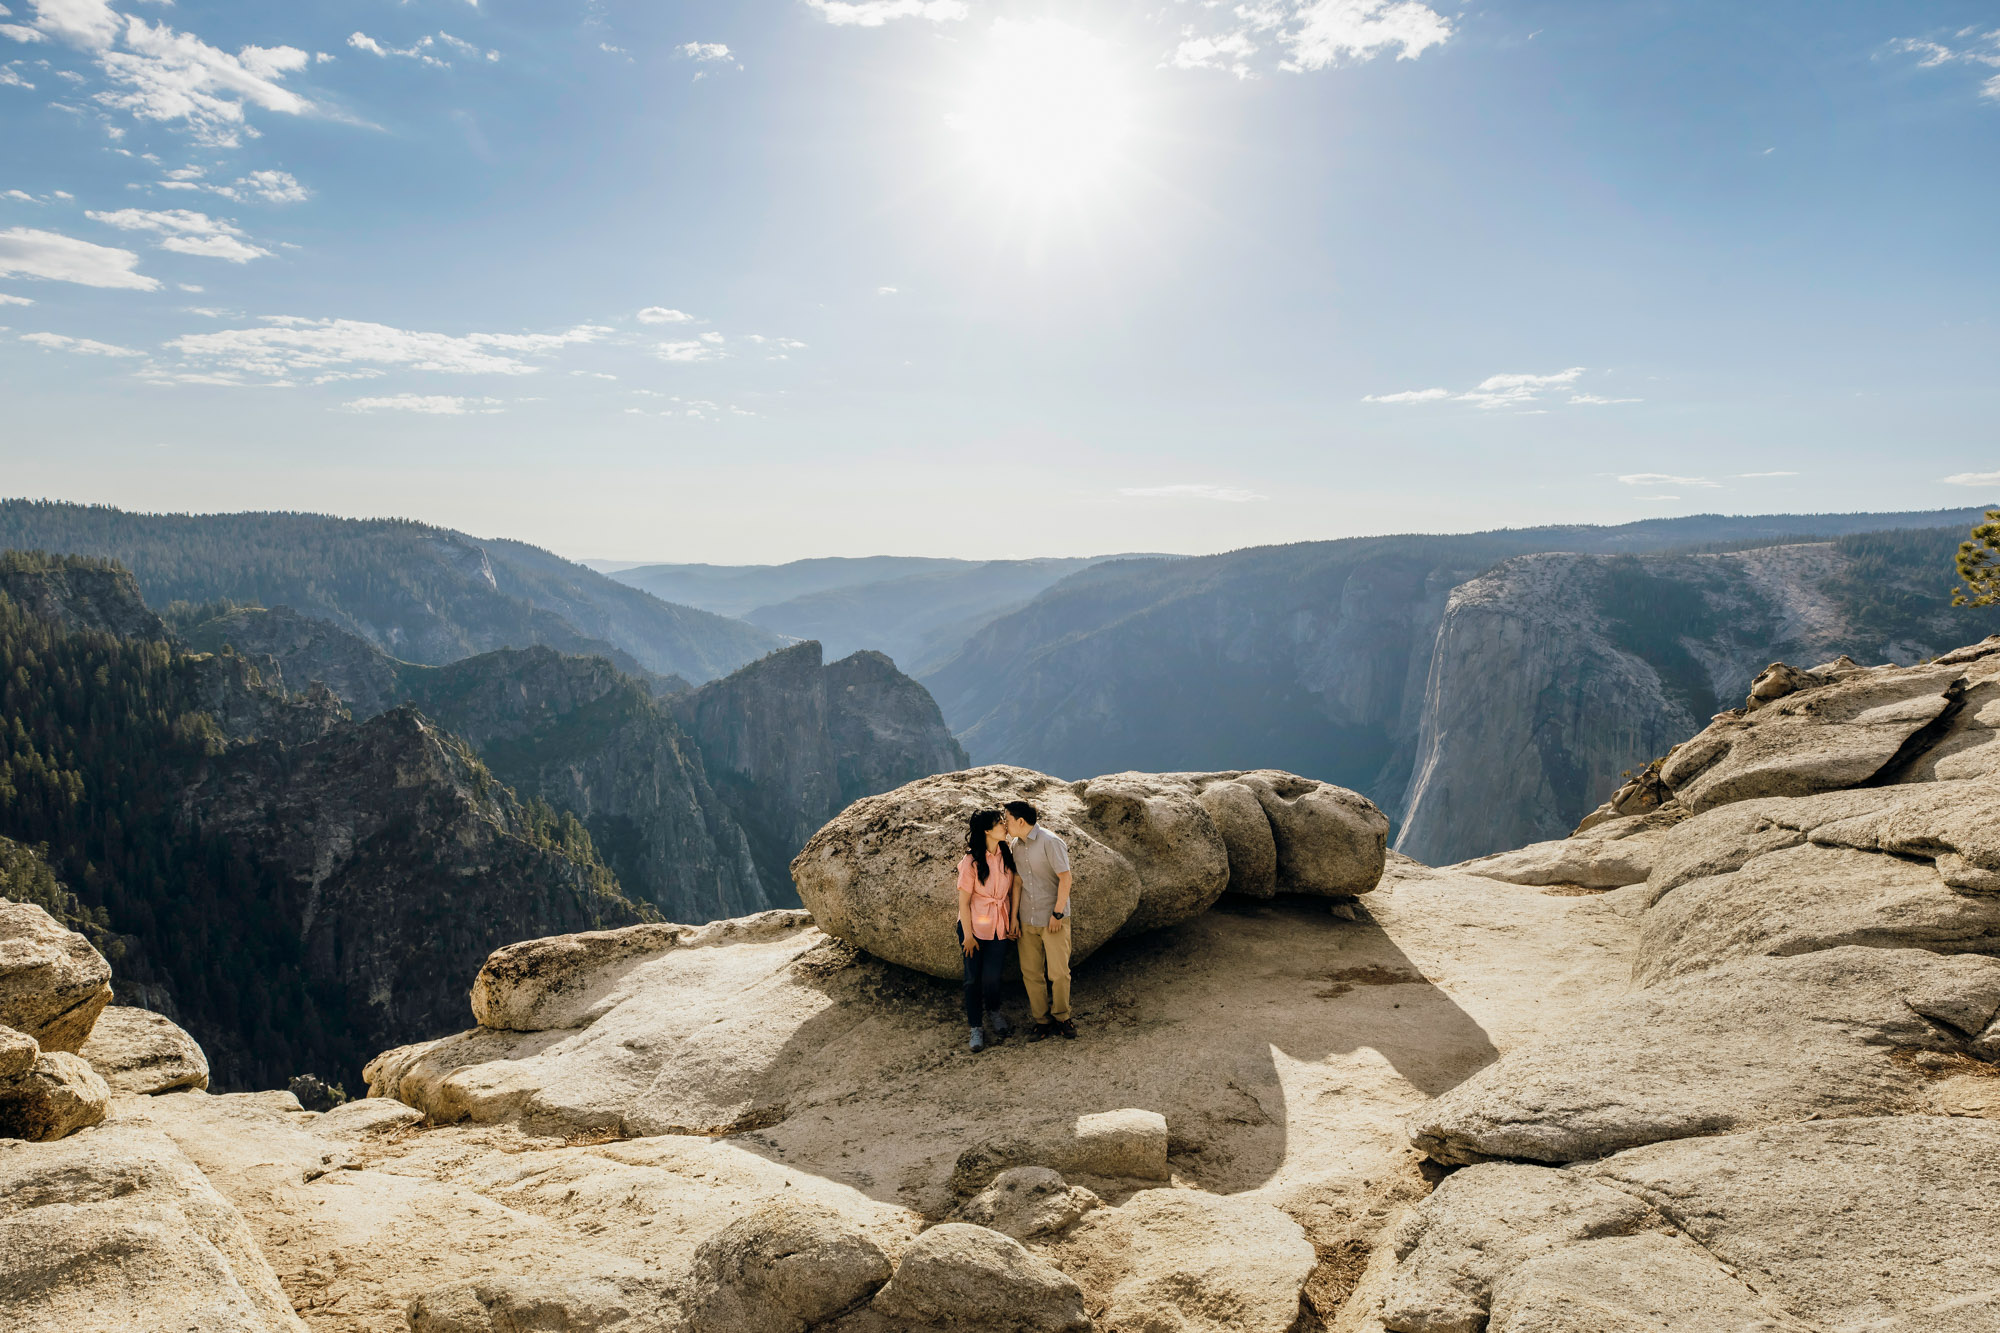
1953;507;2000;606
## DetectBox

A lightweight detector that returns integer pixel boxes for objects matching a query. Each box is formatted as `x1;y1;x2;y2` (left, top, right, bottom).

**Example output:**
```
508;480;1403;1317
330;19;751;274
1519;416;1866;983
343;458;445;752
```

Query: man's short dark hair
1004;800;1039;825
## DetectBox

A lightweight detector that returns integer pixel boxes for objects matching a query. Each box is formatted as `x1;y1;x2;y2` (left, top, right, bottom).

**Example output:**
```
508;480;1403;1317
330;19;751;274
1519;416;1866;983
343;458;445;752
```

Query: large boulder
1052;1188;1316;1333
679;1197;892;1333
0;1051;110;1141
791;764;1386;979
869;1222;1089;1332
1657;664;1964;813
0;900;113;1053
471;921;697;1031
1408;947;2000;1165
0;1122;305;1331
78;1006;210;1096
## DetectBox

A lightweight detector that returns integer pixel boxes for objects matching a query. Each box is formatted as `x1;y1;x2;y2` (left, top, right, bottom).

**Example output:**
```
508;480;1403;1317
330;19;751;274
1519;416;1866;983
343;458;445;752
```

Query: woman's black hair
965;808;1018;884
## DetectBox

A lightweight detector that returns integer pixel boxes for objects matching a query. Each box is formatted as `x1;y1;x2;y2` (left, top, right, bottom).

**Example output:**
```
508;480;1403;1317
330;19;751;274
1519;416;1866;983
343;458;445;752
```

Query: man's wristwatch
1051;911;1065;920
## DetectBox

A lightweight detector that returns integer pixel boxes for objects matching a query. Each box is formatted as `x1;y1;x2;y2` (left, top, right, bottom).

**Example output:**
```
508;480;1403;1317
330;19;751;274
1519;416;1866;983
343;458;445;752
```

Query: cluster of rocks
792;764;1389;977
1354;637;2000;1329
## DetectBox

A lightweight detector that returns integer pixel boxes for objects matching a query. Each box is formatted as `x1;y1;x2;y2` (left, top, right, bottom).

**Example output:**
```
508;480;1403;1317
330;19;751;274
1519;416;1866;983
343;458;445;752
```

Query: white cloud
1943;469;2000;487
0;291;31;304
348;29;495;67
93;16;313;147
570;369;616;380
1618;473;1719;488
0;225;157;288
0;66;34;88
0;25;47;44
20;329;144;355
876;285;898;295
239;168;306;202
346;393;504;414
677;41;732;61
86;206;271;261
1365;366;1635;411
24;0;118;48
166;316;609;382
657;339;712;362
1168;28;1258;79
636;306;694;324
1118;483;1267;502
803;0;968;27
1737;471;1800;478
1170;0;1448;79
1894;31;2000;101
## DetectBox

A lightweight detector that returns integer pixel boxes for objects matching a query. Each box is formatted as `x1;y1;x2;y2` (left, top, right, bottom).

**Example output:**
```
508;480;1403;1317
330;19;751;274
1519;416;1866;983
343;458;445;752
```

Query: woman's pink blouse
956;853;1013;941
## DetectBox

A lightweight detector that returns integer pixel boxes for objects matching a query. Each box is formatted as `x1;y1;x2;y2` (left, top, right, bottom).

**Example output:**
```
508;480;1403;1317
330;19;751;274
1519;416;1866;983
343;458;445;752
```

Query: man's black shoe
1028;1022;1055;1042
1056;1019;1078;1040
969;1027;987;1053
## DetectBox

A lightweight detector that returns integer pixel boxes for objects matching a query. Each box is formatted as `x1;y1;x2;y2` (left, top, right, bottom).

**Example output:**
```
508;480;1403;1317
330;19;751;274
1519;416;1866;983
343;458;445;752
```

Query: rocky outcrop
78;1006;210;1096
792;765;1387;980
0;900;113;1054
675;640;971;892
868;1223;1090;1333
0;1049;110;1141
180;603;404;718
1347;637;2000;1329
0;550;167;640
0;1122;305;1331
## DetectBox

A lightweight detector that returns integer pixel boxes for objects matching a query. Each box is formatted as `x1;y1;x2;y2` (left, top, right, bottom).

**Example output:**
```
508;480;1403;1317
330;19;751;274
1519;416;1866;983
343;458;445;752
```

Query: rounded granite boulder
791;764;1388;979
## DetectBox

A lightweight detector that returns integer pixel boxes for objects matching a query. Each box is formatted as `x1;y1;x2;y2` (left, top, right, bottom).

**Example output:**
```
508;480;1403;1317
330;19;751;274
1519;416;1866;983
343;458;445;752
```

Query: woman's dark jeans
958;923;1008;1027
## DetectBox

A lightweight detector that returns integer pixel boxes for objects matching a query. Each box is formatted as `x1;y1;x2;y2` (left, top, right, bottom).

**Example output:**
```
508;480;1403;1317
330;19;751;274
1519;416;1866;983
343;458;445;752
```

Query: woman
956;808;1019;1053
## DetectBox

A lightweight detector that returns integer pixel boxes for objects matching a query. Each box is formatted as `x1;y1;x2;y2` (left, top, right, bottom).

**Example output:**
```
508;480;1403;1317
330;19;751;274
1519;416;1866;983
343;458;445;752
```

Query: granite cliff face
676;641;971;891
1396;540;1996;863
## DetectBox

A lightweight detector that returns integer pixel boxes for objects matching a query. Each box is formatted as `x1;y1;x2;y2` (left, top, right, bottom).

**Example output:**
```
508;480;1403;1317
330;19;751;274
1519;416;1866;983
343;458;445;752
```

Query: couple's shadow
731;895;1500;1208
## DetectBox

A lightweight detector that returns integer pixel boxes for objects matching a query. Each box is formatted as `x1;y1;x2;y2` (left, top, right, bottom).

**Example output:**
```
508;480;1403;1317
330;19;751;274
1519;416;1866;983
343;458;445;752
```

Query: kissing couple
954;801;1074;1054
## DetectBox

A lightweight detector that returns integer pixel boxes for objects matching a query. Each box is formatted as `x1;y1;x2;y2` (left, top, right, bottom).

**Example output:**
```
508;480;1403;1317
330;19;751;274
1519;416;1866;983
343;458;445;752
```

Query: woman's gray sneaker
987;1013;1010;1039
969;1027;987;1053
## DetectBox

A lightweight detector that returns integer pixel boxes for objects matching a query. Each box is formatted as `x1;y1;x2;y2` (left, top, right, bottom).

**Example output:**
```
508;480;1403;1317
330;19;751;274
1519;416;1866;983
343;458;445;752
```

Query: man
1004;800;1076;1040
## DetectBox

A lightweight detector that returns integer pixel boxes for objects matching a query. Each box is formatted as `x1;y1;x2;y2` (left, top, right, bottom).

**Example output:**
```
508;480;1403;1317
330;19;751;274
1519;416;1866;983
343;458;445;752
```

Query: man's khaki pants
1017;922;1071;1023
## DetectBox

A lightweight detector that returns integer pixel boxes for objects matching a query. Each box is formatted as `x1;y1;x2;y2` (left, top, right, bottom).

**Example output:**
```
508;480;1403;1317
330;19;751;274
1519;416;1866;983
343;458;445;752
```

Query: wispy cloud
1943;469;2000;487
1618;473;1719;488
1169;0;1450;79
1894;30;2000;101
0;225;158;289
348;30;497;67
636;306;694;324
656;339;712;362
0;291;33;305
86;206;271;262
1118;483;1267;502
165;317;611;384
346;394;504;414
1365;366;1632;411
803;0;969;28
1737;470;1799;478
20;330;143;356
677;41;734;62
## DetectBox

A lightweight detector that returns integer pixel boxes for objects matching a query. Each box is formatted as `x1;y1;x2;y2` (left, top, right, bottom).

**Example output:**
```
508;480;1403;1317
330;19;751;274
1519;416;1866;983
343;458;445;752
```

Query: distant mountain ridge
609;552;1158;674
916;508;2000;862
0;500;783;683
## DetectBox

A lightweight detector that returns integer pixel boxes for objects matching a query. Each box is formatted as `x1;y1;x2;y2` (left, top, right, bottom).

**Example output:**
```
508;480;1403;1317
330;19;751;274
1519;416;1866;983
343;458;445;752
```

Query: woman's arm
956;859;978;956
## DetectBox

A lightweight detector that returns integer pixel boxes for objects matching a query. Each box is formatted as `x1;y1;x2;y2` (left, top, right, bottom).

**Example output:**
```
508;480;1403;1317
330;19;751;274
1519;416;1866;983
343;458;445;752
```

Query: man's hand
1046;913;1068;936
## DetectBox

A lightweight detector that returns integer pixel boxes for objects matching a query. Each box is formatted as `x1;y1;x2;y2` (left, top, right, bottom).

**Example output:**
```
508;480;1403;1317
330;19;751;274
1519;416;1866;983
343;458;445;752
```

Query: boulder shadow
720;896;1499;1211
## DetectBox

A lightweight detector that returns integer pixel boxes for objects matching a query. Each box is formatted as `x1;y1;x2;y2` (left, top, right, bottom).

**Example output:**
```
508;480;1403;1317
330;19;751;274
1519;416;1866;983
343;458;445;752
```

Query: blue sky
1;0;1996;563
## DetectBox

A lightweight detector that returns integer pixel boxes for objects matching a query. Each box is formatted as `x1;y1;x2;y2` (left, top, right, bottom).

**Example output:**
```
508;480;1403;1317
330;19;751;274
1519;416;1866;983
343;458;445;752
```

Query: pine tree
1953;510;2000;607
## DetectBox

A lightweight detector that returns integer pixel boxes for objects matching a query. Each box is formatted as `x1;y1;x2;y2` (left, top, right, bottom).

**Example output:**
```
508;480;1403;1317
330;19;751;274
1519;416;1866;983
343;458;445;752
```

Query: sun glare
944;19;1138;210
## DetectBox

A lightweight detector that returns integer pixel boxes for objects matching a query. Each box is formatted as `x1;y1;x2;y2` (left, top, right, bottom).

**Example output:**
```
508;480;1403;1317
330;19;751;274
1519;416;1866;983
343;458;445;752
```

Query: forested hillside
0;500;780;682
0;553;647;1089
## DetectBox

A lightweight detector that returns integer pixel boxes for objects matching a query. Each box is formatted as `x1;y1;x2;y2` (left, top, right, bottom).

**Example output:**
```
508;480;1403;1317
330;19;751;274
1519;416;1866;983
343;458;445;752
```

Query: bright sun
944;19;1138;210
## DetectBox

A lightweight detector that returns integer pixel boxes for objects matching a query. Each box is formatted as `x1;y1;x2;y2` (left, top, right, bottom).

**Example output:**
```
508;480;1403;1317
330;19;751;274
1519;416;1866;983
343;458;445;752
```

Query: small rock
0;900;113;1053
314;1097;425;1139
0;1024;36;1081
957;1167;1099;1240
682;1197;892;1333
79;1006;209;1095
870;1223;1089;1333
953;1108;1169;1194
0;1051;109;1141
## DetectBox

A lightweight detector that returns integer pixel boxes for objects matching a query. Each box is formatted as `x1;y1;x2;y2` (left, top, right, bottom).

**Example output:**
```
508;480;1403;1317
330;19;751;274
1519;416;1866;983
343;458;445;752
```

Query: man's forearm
1054;872;1071;915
